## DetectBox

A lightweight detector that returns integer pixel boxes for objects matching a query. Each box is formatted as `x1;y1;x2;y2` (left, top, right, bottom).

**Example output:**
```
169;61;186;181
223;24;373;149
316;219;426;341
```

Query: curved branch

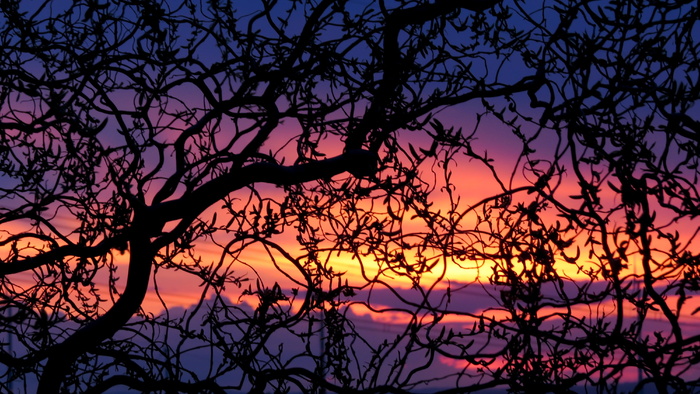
153;149;379;225
37;233;153;393
34;149;378;392
345;0;502;151
0;235;128;275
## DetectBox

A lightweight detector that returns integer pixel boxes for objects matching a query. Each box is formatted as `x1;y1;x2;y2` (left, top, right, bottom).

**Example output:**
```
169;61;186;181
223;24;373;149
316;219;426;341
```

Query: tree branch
345;0;502;151
0;236;128;275
152;149;379;225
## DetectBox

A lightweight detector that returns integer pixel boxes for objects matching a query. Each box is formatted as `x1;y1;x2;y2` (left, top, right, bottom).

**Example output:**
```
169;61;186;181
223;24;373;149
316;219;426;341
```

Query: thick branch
0;236;128;275
37;233;153;393
345;0;502;151
153;149;379;224
36;149;378;392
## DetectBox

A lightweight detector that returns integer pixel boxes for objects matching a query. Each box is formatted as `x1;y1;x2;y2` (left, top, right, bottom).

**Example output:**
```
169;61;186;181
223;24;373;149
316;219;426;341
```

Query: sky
1;0;700;391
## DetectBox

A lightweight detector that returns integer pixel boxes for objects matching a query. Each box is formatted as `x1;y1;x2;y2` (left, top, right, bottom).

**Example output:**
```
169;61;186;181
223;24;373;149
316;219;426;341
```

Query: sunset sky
2;0;700;391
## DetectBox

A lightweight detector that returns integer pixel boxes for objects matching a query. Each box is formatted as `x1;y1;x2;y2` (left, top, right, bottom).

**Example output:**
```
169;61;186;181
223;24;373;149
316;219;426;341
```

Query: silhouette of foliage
1;0;699;392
